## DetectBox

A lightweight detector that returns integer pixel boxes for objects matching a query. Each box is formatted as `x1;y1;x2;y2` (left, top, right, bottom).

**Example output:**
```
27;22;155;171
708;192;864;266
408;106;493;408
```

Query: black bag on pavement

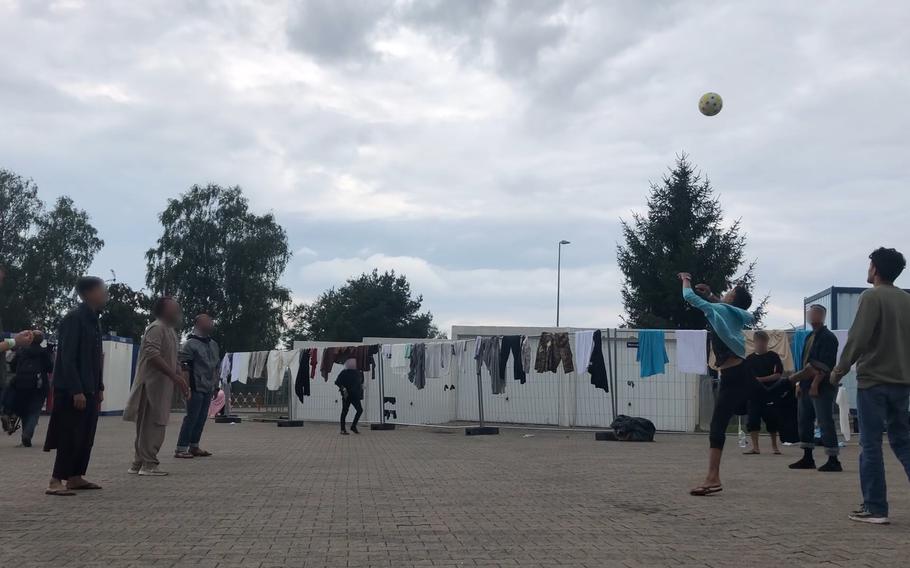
610;415;656;442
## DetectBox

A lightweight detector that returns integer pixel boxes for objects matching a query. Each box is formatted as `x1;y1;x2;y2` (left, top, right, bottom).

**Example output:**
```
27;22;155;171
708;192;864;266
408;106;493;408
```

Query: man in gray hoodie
174;314;220;459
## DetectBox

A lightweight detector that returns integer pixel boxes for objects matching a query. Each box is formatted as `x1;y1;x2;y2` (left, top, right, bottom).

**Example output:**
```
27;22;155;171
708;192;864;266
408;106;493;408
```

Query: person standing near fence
336;358;363;435
174;314;219;459
744;331;783;455
678;272;755;496
124;297;189;476
44;276;107;496
832;247;910;525
8;331;53;448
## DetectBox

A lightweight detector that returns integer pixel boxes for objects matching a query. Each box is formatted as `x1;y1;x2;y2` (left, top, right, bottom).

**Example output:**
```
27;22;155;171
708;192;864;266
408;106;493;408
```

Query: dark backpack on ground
610;415;656;442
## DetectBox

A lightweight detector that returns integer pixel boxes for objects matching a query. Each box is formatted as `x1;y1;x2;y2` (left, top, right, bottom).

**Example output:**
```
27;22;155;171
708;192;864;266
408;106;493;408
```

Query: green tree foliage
145;184;291;351
617;155;767;329
0;169;103;331
284;269;440;344
99;282;152;342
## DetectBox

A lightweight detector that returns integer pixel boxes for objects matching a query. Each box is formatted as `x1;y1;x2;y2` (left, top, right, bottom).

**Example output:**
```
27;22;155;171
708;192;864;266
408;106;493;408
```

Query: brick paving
1;415;909;567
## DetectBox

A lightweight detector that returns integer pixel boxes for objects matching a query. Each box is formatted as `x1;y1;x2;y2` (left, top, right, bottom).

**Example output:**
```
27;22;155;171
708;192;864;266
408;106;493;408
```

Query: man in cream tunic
124;297;188;476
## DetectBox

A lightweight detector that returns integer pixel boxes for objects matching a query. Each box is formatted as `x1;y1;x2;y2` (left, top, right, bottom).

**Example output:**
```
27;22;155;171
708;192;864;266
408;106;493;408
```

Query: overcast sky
1;0;908;333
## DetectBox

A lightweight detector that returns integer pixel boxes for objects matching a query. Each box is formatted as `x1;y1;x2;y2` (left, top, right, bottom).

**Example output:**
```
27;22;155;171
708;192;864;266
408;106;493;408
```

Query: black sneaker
340;430;349;436
818;459;843;472
21;438;32;448
849;511;890;525
789;458;817;470
351;426;360;434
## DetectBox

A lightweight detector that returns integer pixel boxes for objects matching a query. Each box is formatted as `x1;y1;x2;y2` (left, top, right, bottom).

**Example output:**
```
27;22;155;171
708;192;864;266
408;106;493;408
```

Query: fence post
465;352;498;436
371;348;395;430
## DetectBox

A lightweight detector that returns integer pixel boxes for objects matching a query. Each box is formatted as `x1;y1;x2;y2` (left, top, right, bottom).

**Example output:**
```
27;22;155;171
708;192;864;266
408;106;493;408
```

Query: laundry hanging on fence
266;349;301;391
832;329;849;362
320;345;380;380
574;330;596;376
408;343;427;389
390;344;409;369
676;329;708;375
293;349;310;402
498;335;526;384
589;329;609;392
791;329;812;371
636;330;668;378
448;340;470;385
230;352;250;384
425;342;448;378
535;332;574;374
475;336;504;394
248;351;270;380
744;330;795;372
219;353;232;384
520;336;532;375
308;348;318;379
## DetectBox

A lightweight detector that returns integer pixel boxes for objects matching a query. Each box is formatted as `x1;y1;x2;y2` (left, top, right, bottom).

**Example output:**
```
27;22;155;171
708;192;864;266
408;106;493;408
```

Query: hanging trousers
589;330;609;392
498;335;526;384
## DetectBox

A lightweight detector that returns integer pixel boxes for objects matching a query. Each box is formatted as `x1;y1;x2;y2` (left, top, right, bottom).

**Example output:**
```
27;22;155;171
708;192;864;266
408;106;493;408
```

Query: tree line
0;153;764;351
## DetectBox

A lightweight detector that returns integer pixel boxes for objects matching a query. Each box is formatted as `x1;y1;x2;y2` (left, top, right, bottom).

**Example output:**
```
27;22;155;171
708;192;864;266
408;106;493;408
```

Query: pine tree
617;154;766;329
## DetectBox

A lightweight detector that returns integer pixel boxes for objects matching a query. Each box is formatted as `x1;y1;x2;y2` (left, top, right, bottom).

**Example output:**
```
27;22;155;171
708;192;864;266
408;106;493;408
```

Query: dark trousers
798;384;839;456
709;363;759;449
46;393;99;480
498;335;526;384
341;397;363;431
746;386;779;433
589;330;609;392
20;390;46;443
177;391;212;451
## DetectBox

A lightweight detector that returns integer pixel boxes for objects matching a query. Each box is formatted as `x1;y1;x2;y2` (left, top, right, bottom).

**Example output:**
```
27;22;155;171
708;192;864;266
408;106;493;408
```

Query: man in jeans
788;304;842;472
175;314;220;459
833;247;910;525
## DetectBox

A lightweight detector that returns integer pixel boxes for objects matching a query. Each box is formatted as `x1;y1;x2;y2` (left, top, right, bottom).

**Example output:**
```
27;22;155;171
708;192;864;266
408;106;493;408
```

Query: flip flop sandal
690;485;723;496
46;488;77;496
69;482;103;490
743;450;761;455
773;450;783;455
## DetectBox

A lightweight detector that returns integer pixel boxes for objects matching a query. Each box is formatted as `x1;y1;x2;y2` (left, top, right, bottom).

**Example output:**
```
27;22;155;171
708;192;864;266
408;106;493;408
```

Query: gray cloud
0;0;908;332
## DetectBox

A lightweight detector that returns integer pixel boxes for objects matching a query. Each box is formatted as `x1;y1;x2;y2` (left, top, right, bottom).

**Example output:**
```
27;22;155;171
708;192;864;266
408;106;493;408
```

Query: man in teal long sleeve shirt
679;272;755;496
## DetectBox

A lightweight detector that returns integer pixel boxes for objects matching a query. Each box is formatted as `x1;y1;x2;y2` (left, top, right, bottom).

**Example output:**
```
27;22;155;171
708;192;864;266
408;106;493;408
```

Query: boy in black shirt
744;331;784;455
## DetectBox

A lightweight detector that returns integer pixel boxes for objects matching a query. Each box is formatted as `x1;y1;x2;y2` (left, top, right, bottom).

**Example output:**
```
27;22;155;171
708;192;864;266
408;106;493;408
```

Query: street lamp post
556;240;570;327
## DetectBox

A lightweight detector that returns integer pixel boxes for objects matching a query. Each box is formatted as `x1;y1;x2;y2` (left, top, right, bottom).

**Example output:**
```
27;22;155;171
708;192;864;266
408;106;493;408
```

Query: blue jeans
857;384;910;516
176;391;212;452
20;391;46;443
798;384;839;456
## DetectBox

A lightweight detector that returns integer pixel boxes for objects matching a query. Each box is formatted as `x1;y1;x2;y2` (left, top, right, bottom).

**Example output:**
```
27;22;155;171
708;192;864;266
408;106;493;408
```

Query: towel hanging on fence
230;352;250;384
676;330;708;375
219;353;232;385
574;330;596;375
425;343;447;378
792;329;812;371
390;344;409;369
589;330;609;392
636;330;669;378
266;349;301;391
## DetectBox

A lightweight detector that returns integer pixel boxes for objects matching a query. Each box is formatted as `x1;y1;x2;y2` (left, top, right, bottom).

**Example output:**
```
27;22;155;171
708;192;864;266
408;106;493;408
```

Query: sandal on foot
773;450;782;455
743;449;761;455
690;485;723;496
46;488;76;496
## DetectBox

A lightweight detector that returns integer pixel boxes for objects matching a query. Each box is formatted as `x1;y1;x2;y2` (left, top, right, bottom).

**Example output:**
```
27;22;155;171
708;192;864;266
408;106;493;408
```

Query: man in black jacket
335;359;364;435
788;304;842;472
44;276;108;495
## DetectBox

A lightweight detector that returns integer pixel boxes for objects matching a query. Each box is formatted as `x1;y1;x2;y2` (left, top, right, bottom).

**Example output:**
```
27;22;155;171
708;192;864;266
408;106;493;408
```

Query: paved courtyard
1;415;909;568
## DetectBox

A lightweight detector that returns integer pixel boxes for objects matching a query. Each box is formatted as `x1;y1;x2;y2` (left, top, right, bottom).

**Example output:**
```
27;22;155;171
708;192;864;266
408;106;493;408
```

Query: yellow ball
699;92;723;116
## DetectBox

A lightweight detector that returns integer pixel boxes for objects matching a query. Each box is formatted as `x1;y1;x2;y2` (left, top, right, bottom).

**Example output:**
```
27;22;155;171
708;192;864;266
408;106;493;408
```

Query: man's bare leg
749;431;761;453
771;432;780;454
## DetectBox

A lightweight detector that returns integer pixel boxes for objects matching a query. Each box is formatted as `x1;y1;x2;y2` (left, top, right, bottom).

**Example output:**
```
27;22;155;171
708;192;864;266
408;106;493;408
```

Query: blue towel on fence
637;330;669;377
792;329;811;371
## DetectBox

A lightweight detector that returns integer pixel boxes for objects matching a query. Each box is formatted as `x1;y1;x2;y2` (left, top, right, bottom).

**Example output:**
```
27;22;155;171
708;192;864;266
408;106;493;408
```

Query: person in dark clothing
786;304;842;472
8;332;53;447
744;331;783;455
0;265;39;435
174;314;220;459
43;276;108;496
335;358;364;435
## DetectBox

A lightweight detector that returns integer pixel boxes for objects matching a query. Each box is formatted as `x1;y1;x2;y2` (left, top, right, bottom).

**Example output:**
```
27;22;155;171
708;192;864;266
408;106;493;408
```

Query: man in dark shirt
788;304;842;472
44;276;108;495
335;358;364;435
744;331;784;455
